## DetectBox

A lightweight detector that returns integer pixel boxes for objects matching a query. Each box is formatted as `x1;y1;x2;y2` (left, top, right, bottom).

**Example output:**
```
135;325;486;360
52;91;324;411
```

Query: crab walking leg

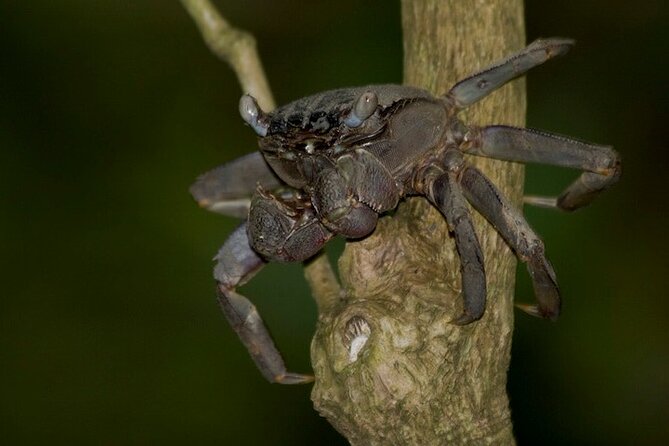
447;37;574;110
190;151;282;217
425;165;487;324
459;166;561;320
214;223;314;384
464;126;621;211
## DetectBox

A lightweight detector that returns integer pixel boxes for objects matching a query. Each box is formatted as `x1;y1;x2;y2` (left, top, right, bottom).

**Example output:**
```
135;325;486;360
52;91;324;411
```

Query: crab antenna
239;94;269;137
344;90;378;128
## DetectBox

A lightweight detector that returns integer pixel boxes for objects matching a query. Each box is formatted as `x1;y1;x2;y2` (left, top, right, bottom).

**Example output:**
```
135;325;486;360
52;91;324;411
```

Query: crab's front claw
312;148;400;239
311;166;378;239
248;187;333;262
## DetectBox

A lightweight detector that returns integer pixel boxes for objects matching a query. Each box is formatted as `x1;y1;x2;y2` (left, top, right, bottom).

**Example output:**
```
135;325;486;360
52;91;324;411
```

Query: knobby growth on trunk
182;0;526;444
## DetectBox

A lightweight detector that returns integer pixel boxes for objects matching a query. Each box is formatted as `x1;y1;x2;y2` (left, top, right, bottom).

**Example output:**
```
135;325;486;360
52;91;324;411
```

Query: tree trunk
310;1;526;444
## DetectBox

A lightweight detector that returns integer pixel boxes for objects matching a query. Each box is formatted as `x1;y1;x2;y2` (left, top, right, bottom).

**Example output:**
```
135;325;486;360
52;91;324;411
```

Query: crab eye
344;91;378;128
239;94;269;137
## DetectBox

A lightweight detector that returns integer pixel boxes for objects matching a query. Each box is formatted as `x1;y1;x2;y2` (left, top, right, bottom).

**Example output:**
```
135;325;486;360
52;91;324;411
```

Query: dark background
2;0;667;444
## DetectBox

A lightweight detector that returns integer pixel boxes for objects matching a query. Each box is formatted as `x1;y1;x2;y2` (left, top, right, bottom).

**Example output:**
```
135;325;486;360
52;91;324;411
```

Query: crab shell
247;86;457;190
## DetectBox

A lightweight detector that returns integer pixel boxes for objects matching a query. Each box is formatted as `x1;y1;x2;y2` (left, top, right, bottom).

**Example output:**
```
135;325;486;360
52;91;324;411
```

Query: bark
309;1;526;444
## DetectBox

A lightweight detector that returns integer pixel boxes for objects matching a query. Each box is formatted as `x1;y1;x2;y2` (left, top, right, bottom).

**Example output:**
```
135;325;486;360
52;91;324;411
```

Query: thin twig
180;0;274;110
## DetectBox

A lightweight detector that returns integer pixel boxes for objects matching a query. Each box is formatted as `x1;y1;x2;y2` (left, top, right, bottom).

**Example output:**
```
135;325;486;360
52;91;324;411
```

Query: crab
190;38;620;384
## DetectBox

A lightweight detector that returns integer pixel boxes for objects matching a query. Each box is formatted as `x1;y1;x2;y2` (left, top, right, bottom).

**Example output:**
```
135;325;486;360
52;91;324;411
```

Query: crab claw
239;94;269;137
344;90;378;127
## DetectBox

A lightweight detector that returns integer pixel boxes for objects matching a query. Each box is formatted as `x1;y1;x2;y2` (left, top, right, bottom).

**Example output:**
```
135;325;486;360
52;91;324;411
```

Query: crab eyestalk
344;91;378;128
239;94;270;137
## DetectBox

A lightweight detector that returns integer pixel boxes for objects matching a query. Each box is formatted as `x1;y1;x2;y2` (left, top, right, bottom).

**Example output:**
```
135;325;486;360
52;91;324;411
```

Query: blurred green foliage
1;0;667;444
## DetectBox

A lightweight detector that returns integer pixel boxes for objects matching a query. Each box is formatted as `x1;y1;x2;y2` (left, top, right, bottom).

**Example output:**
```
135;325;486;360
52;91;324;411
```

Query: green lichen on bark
310;1;526;444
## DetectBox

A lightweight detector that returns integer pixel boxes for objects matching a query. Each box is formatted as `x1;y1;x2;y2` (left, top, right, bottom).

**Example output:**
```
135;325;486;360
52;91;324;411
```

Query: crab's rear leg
447;37;574;110
214;223;315;384
459;165;560;319
463;126;621;211
423;158;487;324
190;151;282;218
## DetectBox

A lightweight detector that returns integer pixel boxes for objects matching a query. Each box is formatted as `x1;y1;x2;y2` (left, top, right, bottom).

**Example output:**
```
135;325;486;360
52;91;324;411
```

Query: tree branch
310;1;526;444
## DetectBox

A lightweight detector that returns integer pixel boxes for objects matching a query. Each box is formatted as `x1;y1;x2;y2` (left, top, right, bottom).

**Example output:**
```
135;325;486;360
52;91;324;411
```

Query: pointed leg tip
194;197;210;209
515;303;560;321
523;195;558;209
548;37;576;50
515;303;542;318
532;37;576;55
450;311;482;326
274;373;315;385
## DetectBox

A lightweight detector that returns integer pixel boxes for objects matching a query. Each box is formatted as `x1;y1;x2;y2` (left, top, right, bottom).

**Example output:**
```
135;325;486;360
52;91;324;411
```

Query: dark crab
191;38;620;384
